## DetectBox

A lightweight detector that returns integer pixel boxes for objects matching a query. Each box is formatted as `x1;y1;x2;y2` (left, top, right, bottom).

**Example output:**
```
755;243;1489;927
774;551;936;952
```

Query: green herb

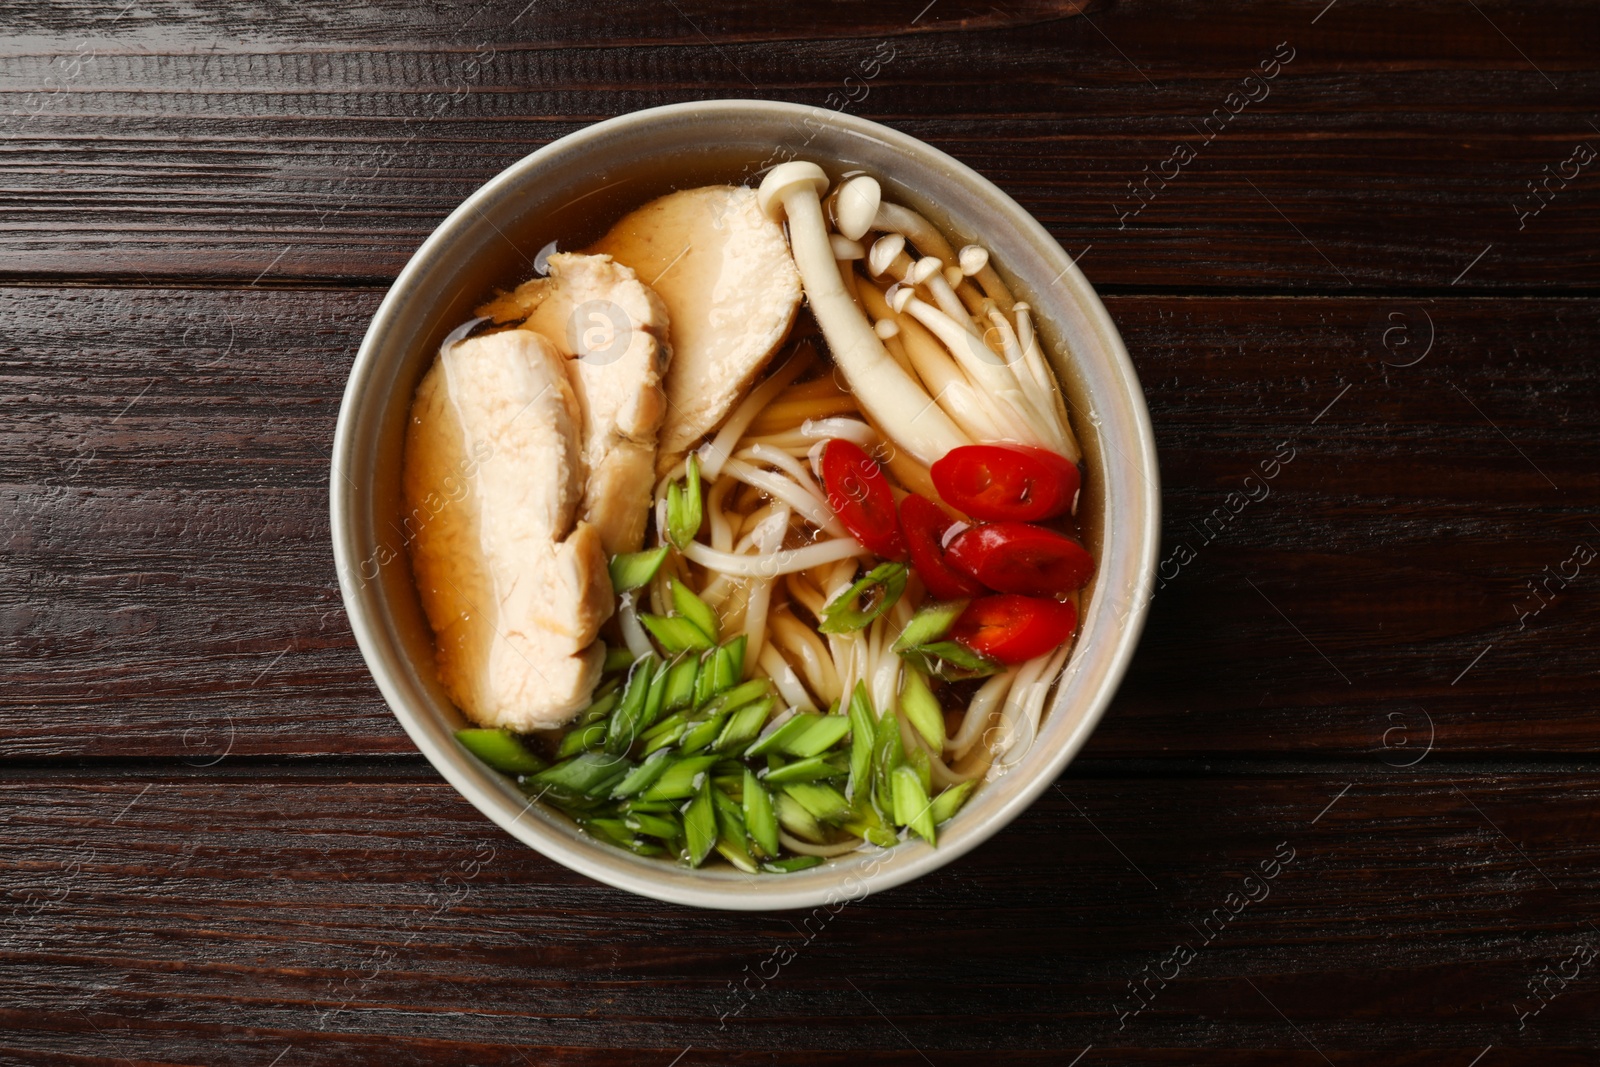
899;640;1002;681
746;713;819;758
761;855;824;873
610;748;676;798
781;714;853;759
900;668;945;751
623;810;681;841
671;577;721;644
603;645;640;673
781;781;851;823
891;764;936;844
667;453;704;549
639;754;719;802
819;562;908;634
677;711;731;755
743;770;779;857
893;601;968;651
530;751;632;797
843;804;899;848
455;728;548;775
930;781;977;825
659;654;700;712
763;754;844;784
872;707;905;816
682;778;717;867
609;545;671;592
892;602;1001;680
711;635;745;691
700;678;770;719
715;696;776;754
775;791;825;842
605;653;661;755
641;613;716;653
640;656;671;730
556;720;607;759
846;684;876;801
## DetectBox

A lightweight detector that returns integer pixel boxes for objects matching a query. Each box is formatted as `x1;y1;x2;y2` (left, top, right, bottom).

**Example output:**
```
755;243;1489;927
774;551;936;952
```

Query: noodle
769;610;842;705
779;831;865;857
950;669;1016;760
722;458;841;535
758;642;817;710
682;537;867;579
698;346;814;480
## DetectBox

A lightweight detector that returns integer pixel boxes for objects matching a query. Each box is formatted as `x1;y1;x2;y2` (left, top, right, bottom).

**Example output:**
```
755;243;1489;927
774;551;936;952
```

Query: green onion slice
667;453;704;549
455;728;547;776
819;562;908;634
608;545;670;592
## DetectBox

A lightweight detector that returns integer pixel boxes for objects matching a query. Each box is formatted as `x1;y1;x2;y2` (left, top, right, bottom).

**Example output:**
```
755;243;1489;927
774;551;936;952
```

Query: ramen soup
402;161;1091;874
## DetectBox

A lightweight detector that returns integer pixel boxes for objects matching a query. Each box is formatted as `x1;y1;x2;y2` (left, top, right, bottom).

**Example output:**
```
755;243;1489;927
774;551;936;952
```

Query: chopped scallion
609;545;671;592
819;562;907;634
455;728;547;776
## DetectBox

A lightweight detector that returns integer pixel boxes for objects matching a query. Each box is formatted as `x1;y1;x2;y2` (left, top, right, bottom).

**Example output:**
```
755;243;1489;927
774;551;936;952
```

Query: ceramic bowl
330;99;1160;911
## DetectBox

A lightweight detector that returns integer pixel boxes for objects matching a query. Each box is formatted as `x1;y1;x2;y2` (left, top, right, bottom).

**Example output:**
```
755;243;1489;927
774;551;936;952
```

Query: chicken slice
586;185;802;468
403;328;611;730
477;252;670;555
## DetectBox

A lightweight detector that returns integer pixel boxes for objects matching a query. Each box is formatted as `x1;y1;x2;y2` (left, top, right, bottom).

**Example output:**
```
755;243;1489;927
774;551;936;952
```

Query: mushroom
957;243;1015;312
828;174;881;242
909;256;974;324
872;200;958;263
757;161;968;467
860;283;1020;444
888;282;1059;451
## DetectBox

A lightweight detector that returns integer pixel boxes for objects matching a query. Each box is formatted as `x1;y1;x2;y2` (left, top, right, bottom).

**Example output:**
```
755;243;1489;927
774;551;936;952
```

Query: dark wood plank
3;1;1598;288
2;767;1597;1064
3;285;1595;760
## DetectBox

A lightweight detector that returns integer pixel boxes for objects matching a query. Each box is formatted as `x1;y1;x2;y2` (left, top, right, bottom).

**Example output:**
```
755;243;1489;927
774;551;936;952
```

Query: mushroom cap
830;234;866;260
910;256;945;286
885;283;914;314
757;161;830;220
873;318;899;339
867;233;906;277
832;175;882;241
958;244;990;277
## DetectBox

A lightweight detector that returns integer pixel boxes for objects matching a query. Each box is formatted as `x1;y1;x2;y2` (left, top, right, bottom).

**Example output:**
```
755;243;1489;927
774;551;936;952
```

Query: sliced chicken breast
403;328;612;730
477;252;670;555
587;185;802;468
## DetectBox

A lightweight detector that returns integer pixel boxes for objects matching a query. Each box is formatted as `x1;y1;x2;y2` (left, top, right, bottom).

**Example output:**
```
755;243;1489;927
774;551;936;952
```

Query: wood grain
1;767;1596;1065
2;1;1597;288
2;285;1594;759
5;4;1599;1061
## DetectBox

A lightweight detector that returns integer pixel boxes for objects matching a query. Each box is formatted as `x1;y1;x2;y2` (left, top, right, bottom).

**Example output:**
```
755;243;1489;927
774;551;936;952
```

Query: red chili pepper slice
930;444;1080;523
899;494;985;600
949;594;1078;664
819;439;906;560
944;522;1094;597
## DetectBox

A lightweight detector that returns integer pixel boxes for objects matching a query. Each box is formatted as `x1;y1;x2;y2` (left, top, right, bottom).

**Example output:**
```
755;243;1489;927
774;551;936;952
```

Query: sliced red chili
949;594;1078;664
931;444;1080;523
899;493;985;600
944;522;1094;597
819;439;906;560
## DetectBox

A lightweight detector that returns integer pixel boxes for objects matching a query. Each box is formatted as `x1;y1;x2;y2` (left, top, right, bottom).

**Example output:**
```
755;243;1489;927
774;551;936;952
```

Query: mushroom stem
861;283;1021;444
973;261;1016;312
890;287;1051;449
758;163;968;466
911;257;977;327
872;201;958;263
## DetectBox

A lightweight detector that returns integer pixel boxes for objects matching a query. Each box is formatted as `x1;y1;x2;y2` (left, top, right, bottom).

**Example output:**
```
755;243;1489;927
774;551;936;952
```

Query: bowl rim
331;98;1161;911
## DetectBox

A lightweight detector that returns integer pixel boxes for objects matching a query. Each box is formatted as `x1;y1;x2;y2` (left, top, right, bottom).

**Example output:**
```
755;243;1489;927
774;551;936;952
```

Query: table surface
4;1;1599;1063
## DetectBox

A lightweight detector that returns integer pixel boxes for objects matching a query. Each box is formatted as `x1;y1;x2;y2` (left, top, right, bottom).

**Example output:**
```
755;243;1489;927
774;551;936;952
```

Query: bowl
331;99;1160;911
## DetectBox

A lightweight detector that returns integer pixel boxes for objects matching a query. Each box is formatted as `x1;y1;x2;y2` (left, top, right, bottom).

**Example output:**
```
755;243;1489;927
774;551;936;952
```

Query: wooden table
5;1;1598;1062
